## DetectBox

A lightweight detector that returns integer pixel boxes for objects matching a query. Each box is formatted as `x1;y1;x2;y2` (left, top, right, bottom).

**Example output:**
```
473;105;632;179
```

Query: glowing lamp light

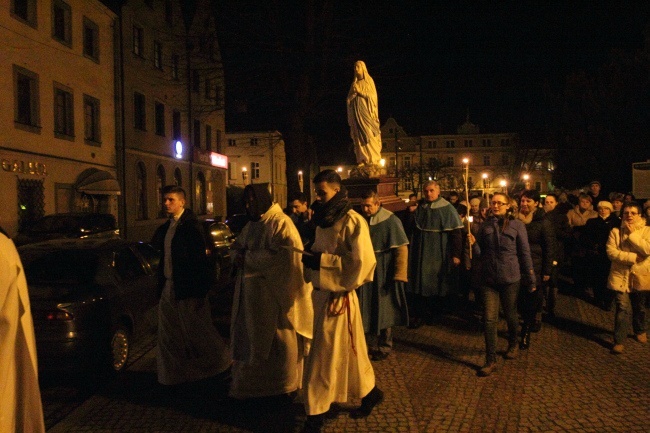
337;166;343;173
380;159;386;167
174;141;183;159
522;174;530;181
462;158;469;164
482;173;488;179
500;180;507;187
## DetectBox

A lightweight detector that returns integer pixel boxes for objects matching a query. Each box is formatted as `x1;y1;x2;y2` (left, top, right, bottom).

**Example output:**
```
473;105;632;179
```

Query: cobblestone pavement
46;292;650;432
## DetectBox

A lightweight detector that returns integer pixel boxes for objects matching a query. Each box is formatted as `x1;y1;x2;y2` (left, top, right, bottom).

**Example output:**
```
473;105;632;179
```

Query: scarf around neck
621;218;646;236
311;188;352;228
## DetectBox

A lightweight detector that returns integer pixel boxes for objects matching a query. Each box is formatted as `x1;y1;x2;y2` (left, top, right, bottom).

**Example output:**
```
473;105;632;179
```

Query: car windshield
29;216;80;234
22;249;100;285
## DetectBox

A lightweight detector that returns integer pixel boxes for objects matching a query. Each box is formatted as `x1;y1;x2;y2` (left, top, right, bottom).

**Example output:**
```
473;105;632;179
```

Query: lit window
251;162;260;179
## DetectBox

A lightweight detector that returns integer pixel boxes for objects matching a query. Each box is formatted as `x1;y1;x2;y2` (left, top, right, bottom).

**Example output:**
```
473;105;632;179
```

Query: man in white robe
301;170;383;432
230;184;313;399
0;228;45;433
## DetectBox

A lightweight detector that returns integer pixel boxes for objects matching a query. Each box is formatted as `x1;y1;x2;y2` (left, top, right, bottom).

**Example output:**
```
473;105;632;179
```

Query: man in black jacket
151;186;231;386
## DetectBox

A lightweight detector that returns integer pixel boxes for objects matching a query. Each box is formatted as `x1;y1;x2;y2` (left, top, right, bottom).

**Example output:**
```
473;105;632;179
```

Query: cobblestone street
44;292;650;432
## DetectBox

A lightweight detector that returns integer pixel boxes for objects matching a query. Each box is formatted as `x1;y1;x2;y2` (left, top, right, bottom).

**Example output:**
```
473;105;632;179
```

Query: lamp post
522;173;530;190
482;172;489;198
462;158;471;258
241;167;248;186
394;129;399;195
418;137;423;191
298;170;303;193
500;179;507;193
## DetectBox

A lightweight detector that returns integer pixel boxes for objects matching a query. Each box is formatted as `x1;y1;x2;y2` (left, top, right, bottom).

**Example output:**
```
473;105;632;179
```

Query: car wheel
110;326;131;372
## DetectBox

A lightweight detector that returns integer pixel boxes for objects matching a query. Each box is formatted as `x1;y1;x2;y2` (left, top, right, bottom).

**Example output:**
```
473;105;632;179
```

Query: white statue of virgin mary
347;61;382;166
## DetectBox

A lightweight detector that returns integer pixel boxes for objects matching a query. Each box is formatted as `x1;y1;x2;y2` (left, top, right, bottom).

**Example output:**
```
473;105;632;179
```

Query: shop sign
2;158;47;175
194;148;228;169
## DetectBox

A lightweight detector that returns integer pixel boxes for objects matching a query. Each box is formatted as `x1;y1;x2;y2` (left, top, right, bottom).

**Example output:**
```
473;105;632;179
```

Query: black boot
519;325;531;350
350;386;384;418
302;414;325;433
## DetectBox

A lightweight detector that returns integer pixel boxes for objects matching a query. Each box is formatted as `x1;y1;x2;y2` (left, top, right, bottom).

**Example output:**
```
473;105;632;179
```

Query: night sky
216;1;649;169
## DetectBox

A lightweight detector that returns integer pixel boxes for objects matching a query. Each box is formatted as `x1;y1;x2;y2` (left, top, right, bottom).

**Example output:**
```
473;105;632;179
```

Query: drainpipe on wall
114;13;127;239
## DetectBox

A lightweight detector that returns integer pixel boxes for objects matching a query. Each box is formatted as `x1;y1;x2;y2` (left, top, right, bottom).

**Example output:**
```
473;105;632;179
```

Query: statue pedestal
342;176;405;212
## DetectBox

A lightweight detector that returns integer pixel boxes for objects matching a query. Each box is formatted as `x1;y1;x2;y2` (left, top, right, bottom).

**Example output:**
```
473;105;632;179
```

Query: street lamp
462;157;470;202
298;170;303;193
462;158;472;259
500;179;507;193
241;167;248;186
522;173;530;190
482;172;489;197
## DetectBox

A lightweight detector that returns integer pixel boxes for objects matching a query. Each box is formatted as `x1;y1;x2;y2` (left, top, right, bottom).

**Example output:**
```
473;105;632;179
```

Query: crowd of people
3;173;646;433
151;176;648;432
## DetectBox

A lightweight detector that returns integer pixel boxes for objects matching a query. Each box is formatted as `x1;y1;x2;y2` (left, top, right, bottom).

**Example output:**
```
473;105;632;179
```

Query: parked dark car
13;213;119;247
224;213;249;237
201;219;235;284
19;238;160;373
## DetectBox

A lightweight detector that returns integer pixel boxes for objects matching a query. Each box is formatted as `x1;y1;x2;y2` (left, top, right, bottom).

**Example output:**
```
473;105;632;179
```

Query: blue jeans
614;291;648;344
481;281;520;363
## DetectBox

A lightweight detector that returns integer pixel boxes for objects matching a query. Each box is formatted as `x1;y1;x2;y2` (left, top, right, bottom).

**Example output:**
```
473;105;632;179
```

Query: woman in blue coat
469;192;536;377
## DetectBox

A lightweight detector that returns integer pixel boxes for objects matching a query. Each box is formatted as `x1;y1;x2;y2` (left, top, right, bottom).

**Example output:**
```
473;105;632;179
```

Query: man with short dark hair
151;186;231;386
301;170;382;432
358;190;409;361
588;181;605;209
289;191;314;248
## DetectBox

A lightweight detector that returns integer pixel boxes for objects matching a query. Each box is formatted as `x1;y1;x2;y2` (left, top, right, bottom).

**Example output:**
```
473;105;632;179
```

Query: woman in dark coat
517;190;556;348
581;201;620;310
469;192;536;376
543;193;571;316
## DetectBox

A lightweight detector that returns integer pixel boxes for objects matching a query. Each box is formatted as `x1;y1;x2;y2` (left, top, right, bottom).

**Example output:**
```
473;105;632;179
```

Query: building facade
117;0;228;241
380;117;554;198
1;0;118;236
224;131;287;207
